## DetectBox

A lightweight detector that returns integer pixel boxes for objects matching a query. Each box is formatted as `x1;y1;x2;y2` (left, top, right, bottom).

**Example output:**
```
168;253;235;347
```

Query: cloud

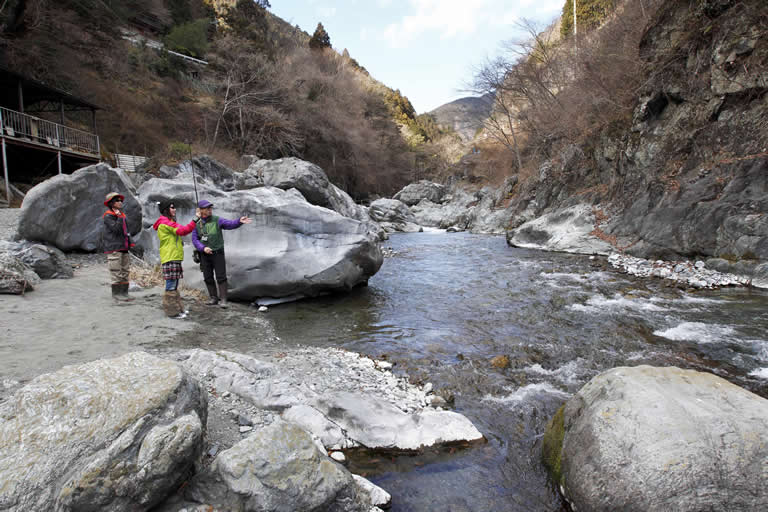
379;0;560;48
316;6;337;18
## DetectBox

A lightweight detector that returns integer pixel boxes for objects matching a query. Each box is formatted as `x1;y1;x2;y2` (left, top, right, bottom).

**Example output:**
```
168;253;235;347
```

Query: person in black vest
191;199;251;308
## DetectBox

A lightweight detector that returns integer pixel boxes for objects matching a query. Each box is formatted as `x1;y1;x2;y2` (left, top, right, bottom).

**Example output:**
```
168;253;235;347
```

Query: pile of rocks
608;253;750;288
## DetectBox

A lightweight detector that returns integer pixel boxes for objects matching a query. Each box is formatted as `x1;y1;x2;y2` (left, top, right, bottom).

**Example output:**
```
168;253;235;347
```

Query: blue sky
269;0;565;113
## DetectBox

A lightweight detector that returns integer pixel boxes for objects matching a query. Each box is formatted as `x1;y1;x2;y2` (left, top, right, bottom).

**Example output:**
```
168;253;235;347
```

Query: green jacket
153;215;197;264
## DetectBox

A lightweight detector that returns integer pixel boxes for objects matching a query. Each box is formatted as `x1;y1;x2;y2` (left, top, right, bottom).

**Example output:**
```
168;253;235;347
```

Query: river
263;231;768;511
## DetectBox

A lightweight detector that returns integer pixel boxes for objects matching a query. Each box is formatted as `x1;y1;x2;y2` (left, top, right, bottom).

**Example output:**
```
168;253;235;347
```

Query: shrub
164;18;210;58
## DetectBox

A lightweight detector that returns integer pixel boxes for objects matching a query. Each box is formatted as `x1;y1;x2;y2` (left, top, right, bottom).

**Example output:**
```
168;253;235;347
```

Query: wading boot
164;290;185;318
218;282;228;309
119;282;135;302
175;291;189;316
112;283;134;303
205;282;219;306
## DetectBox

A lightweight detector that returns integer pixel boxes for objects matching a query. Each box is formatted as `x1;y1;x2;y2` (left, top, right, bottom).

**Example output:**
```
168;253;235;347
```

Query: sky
269;0;565;114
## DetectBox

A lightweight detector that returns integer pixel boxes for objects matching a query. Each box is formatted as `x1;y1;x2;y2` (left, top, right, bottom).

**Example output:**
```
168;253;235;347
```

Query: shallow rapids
264;232;768;511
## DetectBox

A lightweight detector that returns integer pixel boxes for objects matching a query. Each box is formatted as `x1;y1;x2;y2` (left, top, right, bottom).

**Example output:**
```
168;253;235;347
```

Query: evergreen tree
309;22;331;49
561;0;616;38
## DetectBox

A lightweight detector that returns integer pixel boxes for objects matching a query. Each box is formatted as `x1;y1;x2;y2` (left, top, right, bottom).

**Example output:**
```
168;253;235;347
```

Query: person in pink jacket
152;199;200;318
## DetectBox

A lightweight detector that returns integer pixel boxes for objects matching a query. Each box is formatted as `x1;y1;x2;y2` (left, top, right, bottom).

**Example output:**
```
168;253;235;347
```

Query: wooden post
17;80;24;113
57;150;62;175
2;137;9;204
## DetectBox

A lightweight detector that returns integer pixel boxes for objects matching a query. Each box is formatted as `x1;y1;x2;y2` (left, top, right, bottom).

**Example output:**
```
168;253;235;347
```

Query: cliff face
509;0;768;263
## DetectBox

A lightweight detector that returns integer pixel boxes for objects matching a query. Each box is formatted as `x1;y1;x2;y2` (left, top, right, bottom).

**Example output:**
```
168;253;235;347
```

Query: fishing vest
197;216;225;251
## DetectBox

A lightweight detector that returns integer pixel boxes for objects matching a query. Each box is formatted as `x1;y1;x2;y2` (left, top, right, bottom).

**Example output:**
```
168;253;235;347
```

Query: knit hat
104;192;124;207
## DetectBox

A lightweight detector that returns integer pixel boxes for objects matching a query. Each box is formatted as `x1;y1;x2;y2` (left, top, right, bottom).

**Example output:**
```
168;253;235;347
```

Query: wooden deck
0;106;99;159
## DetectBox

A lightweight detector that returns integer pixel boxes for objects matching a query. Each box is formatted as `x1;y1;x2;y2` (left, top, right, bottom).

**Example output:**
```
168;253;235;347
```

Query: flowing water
263;232;768;511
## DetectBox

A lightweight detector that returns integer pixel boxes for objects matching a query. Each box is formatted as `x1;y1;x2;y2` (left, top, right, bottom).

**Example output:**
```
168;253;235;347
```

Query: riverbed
3;231;768;511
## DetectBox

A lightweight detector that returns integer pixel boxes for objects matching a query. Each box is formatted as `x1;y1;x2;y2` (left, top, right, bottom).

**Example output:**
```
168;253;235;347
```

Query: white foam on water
524;360;584;386
748;368;768;379
653;322;736;343
569;293;667;313
482;382;570;405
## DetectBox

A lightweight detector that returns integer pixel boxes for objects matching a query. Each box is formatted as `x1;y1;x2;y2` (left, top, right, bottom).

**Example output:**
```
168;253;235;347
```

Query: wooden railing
0;106;100;157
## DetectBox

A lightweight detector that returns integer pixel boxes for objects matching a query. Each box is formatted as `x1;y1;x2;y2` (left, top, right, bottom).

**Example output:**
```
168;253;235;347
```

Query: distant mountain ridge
428;93;494;142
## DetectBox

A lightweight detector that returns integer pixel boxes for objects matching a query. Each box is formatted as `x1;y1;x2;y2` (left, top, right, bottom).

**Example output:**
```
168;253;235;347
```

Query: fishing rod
188;140;199;204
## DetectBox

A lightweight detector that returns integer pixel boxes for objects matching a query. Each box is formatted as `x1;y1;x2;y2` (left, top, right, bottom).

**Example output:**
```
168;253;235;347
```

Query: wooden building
0;67;101;204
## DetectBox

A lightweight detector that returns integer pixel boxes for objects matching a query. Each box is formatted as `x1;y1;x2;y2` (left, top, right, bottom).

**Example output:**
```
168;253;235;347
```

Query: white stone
330;451;346;462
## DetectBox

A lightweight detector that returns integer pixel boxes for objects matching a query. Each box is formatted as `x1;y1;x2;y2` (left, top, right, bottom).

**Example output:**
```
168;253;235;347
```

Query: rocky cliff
505;0;767;273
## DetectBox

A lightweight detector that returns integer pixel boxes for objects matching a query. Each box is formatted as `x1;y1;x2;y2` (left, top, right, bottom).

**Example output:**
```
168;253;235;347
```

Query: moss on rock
541;404;566;486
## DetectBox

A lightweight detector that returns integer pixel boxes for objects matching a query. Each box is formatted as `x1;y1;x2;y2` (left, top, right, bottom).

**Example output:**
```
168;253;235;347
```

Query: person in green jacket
152;200;200;318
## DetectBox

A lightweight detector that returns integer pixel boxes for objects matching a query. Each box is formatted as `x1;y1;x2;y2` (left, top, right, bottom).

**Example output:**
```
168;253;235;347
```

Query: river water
263;231;768;512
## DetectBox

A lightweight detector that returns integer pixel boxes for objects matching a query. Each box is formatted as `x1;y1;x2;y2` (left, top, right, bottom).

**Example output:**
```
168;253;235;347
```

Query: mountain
428;93;494;143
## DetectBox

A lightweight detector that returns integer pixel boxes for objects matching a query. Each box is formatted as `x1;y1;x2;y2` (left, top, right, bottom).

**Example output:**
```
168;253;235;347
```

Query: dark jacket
102;209;135;253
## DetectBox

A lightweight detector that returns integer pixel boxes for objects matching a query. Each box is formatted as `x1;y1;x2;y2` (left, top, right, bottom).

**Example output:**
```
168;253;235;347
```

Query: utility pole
573;0;578;45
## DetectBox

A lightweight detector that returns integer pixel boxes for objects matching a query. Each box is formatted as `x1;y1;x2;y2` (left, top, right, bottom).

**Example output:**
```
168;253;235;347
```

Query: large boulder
135;179;382;303
181;349;484;453
0;240;72;279
0;352;207;512
187;419;368;512
134;155;237;191
248;158;370;223
543;366;768;511
368;198;422;233
393;180;448;206
16;164;141;252
507;204;615;255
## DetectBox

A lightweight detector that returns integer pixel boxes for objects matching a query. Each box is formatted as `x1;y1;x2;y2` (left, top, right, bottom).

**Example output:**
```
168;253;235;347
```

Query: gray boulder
507;204;615;255
0;251;39;294
16;164;141;252
249;158;370;222
135;178;382;303
0;240;72;279
135;156;237;191
0;352;207;512
393;180;448;206
187;418;368;512
369;198;422;233
543;366;768;511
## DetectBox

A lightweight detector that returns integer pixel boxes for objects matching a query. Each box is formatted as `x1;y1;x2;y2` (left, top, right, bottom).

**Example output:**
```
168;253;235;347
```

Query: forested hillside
0;0;442;198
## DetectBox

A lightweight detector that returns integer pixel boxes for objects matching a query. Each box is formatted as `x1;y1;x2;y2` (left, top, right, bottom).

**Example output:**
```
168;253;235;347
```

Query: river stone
134;178;382;302
0;251;39;294
393;180;448;206
186;418;367;512
0;351;206;512
311;391;484;451
352;475;391;509
368;198;421;233
0;240;72;279
547;366;768;511
16;164;142;252
507;204;615;255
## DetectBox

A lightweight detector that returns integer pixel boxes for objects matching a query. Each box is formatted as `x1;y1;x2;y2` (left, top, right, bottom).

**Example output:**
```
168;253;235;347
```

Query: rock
249;157;371;223
490;355;511;369
352;475;391;509
16;164;141;252
187;419;367;512
543;366;768;511
0;241;72;279
507;204;615;255
393;181;448;206
135;179;382;303
330;451;346;463
311;391;483;451
0;352;206;512
368;198;421;233
0;252;40;294
136;156;237;191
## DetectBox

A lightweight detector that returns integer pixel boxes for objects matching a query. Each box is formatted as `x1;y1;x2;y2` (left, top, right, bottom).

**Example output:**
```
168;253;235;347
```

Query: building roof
0;66;101;111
